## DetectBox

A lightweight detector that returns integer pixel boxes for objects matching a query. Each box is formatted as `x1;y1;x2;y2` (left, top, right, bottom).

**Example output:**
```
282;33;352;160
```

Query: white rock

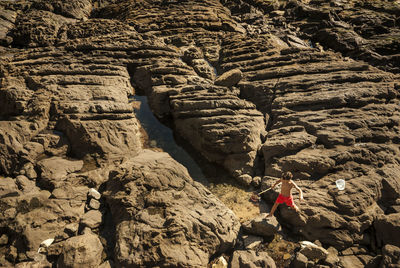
212;256;228;268
40;238;54;247
38;238;54;252
88;188;101;200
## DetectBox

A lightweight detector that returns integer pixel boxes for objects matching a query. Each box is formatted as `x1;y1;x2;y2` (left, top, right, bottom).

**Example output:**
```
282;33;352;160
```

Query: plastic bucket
335;179;345;190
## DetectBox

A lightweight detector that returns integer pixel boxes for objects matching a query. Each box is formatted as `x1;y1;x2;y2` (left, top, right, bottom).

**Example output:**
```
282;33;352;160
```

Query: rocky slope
0;0;400;267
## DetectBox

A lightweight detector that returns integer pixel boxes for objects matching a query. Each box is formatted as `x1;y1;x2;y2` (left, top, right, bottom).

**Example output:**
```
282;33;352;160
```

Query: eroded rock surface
1;0;400;266
104;150;240;267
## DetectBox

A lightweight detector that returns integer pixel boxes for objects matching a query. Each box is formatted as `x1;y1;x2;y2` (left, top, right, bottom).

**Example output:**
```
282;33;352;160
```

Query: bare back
280;179;295;197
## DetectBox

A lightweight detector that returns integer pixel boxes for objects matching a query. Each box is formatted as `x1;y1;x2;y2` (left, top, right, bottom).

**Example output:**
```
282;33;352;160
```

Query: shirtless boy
267;171;304;217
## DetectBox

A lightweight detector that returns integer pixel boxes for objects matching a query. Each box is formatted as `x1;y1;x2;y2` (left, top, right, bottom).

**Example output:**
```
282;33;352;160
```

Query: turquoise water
131;95;209;185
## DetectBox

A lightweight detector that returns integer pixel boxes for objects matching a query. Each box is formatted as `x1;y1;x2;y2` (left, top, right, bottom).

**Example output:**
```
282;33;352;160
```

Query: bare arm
270;179;282;189
292;181;304;200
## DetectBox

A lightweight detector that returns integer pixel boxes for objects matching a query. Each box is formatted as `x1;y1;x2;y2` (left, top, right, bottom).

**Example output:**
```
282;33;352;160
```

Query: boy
267;171;304;217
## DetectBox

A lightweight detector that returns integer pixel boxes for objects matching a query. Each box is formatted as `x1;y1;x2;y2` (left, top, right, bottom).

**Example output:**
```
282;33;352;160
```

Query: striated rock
170;86;265;179
0;6;16;46
31;0;93;20
1;0;400;266
231;250;276;268
214;68;243;87
12;10;76;47
104;150;240;267
242;213;281;237
285;0;400;73
57;231;104;268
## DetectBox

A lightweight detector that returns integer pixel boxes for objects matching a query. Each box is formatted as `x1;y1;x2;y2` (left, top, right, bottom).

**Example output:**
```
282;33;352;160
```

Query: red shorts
275;194;294;207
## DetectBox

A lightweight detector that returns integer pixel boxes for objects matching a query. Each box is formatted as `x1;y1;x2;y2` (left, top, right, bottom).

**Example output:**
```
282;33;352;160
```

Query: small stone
251;176;262;187
64;223;79;236
89;199;101;210
237;174;252;186
88;188;101;200
6;246;17;262
80;210;102;229
23;162;37;180
212;256;228;268
325;246;340;266
16;175;38;193
283;253;291;260
0;234;8;245
291;252;308;268
99;260;114;268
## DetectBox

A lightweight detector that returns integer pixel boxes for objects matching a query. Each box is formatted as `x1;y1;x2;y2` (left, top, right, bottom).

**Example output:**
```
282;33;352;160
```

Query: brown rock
242;235;263;250
80;210;102;229
381;244;400;267
231;250;276;268
291;252;308;268
57;232;104;268
37;157;83;190
242;213;281;237
104;150;240;267
299;241;329;262
215;68;243;87
375;213;400;247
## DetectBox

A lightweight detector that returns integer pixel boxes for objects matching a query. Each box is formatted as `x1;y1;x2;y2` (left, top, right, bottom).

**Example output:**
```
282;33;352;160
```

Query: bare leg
268;202;279;217
292;204;300;213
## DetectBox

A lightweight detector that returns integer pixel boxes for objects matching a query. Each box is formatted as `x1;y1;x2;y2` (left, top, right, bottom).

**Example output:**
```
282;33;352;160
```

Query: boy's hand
299;195;304;202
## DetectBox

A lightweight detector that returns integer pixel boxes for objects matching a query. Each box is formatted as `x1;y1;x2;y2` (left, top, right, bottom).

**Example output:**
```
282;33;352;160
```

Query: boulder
242;213;281;237
57;232;104;268
215;68;242;87
104;150;240;267
231;250;276;268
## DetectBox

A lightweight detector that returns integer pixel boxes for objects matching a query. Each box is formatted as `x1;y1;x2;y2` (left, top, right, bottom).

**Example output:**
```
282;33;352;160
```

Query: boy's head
282;171;293;181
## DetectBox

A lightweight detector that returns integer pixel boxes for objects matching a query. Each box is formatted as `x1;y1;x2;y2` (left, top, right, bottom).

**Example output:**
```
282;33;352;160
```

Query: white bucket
335;179;345;190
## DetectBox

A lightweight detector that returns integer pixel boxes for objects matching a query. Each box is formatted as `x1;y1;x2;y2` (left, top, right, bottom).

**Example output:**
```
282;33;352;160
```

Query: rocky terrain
0;0;400;267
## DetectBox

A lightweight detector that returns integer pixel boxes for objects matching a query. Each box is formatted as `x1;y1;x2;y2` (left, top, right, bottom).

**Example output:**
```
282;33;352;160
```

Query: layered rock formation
1;0;400;267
